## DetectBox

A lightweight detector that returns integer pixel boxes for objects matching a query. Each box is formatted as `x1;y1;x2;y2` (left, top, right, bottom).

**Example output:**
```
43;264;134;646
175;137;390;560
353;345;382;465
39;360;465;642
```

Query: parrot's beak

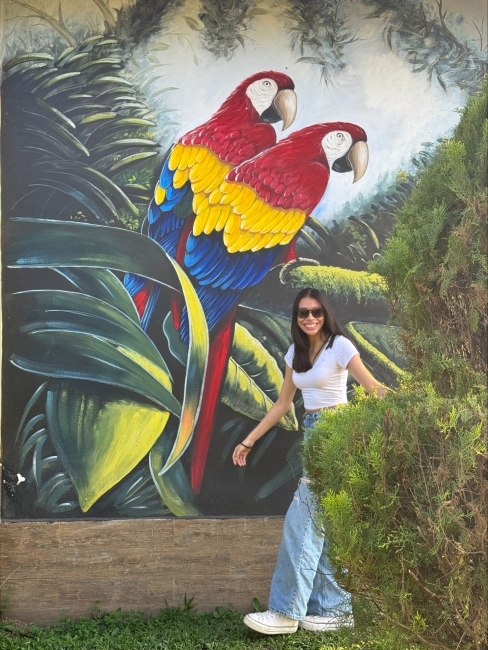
348;141;369;183
273;88;298;131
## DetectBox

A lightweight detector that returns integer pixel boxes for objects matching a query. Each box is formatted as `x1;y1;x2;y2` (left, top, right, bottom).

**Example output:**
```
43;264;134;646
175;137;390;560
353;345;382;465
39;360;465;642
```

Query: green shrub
305;80;488;649
371;80;487;388
304;383;486;649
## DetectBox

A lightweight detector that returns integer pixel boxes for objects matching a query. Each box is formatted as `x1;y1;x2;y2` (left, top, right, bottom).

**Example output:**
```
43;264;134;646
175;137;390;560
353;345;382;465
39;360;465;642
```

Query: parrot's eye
263;80;271;88
337;133;344;139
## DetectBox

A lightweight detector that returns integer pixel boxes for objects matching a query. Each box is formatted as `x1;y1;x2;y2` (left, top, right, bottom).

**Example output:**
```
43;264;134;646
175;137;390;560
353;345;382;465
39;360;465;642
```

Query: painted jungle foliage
1;0;486;519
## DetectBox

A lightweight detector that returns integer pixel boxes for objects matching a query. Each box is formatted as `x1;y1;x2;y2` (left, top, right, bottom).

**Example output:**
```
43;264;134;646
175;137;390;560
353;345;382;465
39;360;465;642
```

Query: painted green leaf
236;305;292;370
89;76;133;87
35;121;89;156
11;329;180;416
108;151;158;172
42;161;140;216
79;58;122;70
223;357;297;431
5;219;181;293
39;172;118;219
79;112;117;124
4;53;54;72
156;257;209;473
231;324;285;401
37;71;81;90
348;216;380;250
46;380;170;512
91;139;159;155
34;97;76;129
33;179;108;220
55;268;140;323
345;322;407;377
96;467;170;517
14;290;171;379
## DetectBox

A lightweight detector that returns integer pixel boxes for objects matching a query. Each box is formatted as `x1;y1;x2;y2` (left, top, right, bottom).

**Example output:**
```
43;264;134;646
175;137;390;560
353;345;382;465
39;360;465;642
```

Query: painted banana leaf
5;218;181;291
236;305;293;372
163;315;298;431
55;267;140;323
46;379;171;512
345;322;407;378
7;218;208;511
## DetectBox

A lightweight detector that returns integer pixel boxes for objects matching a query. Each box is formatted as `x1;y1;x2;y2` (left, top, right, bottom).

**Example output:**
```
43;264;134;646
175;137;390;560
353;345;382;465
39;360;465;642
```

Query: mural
1;0;486;519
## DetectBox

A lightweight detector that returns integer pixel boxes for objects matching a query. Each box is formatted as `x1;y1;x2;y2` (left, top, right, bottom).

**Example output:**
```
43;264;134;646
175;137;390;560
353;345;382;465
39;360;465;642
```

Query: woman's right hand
232;441;253;466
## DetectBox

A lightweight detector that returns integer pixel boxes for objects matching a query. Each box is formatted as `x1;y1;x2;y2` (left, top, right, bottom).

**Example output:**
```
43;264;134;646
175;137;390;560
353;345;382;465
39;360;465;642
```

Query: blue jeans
268;411;352;620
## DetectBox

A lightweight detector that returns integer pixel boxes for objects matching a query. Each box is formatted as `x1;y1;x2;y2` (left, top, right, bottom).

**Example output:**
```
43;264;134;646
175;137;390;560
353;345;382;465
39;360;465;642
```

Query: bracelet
239;442;253;449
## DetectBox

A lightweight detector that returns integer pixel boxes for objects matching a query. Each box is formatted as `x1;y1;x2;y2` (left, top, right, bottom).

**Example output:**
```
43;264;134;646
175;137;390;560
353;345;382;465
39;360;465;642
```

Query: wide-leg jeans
268;411;352;620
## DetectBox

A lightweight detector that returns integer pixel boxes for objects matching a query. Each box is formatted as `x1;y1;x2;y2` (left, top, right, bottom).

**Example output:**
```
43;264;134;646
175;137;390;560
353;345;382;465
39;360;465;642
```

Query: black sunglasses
297;307;325;319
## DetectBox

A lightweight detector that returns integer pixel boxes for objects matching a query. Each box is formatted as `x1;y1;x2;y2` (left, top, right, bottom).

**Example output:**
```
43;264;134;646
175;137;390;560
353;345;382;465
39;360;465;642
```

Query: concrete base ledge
0;518;283;625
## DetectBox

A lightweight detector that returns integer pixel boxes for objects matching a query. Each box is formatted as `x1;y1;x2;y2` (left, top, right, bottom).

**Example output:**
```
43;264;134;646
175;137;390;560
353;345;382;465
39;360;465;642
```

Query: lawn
0;605;425;650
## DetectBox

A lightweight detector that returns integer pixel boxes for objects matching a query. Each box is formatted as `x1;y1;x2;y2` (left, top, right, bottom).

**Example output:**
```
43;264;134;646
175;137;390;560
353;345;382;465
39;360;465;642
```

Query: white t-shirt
284;336;359;409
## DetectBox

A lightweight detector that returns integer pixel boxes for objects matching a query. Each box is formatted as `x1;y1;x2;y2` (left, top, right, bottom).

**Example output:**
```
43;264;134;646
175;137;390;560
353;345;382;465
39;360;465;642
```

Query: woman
232;287;387;635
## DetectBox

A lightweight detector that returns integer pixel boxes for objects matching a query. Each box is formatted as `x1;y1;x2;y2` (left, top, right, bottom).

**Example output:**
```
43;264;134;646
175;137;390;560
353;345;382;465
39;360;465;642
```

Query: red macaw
124;71;298;490
184;122;369;492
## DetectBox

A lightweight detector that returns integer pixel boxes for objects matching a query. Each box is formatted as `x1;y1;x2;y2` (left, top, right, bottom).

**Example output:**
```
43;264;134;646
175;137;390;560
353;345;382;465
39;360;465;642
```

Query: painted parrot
184;121;369;492
124;71;298;490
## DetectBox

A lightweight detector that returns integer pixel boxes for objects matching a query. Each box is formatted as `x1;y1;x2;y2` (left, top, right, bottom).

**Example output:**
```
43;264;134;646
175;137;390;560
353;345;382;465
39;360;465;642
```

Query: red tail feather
133;281;154;319
190;315;235;494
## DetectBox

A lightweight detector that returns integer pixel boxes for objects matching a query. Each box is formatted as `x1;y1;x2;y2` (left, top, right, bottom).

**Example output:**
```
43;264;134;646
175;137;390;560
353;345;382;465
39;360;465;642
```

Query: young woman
232;287;388;635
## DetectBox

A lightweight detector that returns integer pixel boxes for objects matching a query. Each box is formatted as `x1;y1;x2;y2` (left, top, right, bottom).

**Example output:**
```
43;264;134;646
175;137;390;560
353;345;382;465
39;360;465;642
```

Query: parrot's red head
273;122;369;184
215;71;297;131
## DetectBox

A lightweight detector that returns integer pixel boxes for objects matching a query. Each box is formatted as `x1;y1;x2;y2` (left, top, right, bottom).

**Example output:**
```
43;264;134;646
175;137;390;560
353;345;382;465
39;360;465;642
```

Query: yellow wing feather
177;145;193;171
165;146;307;253
248;207;284;234
194;195;209;217
231;186;256;214
168;145;182;171
215;205;232;232
154;184;166;206
192;167;222;194
173;168;189;189
209;188;224;204
202;205;224;235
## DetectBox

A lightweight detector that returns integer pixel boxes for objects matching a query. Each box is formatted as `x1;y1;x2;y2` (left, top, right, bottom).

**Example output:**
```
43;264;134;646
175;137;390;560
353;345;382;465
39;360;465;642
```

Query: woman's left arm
347;354;389;397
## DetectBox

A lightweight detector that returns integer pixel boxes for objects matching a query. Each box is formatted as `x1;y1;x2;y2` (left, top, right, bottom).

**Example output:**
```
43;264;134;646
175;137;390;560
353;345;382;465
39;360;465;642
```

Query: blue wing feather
183;232;282;334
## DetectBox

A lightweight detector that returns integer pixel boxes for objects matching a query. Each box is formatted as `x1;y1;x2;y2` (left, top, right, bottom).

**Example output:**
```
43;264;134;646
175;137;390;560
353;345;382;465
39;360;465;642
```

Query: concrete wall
0;517;282;625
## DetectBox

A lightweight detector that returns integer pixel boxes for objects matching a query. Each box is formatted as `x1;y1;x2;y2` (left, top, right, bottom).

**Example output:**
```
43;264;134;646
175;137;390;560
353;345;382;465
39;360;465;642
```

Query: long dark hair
291;288;350;373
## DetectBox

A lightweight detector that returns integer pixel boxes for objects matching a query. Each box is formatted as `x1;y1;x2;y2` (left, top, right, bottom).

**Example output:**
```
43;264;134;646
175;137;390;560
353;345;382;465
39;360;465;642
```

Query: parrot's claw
279;258;320;284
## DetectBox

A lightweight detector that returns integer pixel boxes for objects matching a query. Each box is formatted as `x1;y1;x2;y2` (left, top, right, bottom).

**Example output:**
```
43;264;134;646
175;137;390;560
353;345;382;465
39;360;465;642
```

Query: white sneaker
243;610;299;635
298;614;354;632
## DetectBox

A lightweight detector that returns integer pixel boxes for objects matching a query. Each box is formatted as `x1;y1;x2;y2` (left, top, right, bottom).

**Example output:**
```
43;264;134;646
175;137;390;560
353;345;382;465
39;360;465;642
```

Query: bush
305;383;486;649
305;80;487;650
370;81;487;389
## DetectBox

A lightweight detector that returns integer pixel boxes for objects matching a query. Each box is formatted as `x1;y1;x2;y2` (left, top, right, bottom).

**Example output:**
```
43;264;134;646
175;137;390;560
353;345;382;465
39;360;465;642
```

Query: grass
0;605;426;650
